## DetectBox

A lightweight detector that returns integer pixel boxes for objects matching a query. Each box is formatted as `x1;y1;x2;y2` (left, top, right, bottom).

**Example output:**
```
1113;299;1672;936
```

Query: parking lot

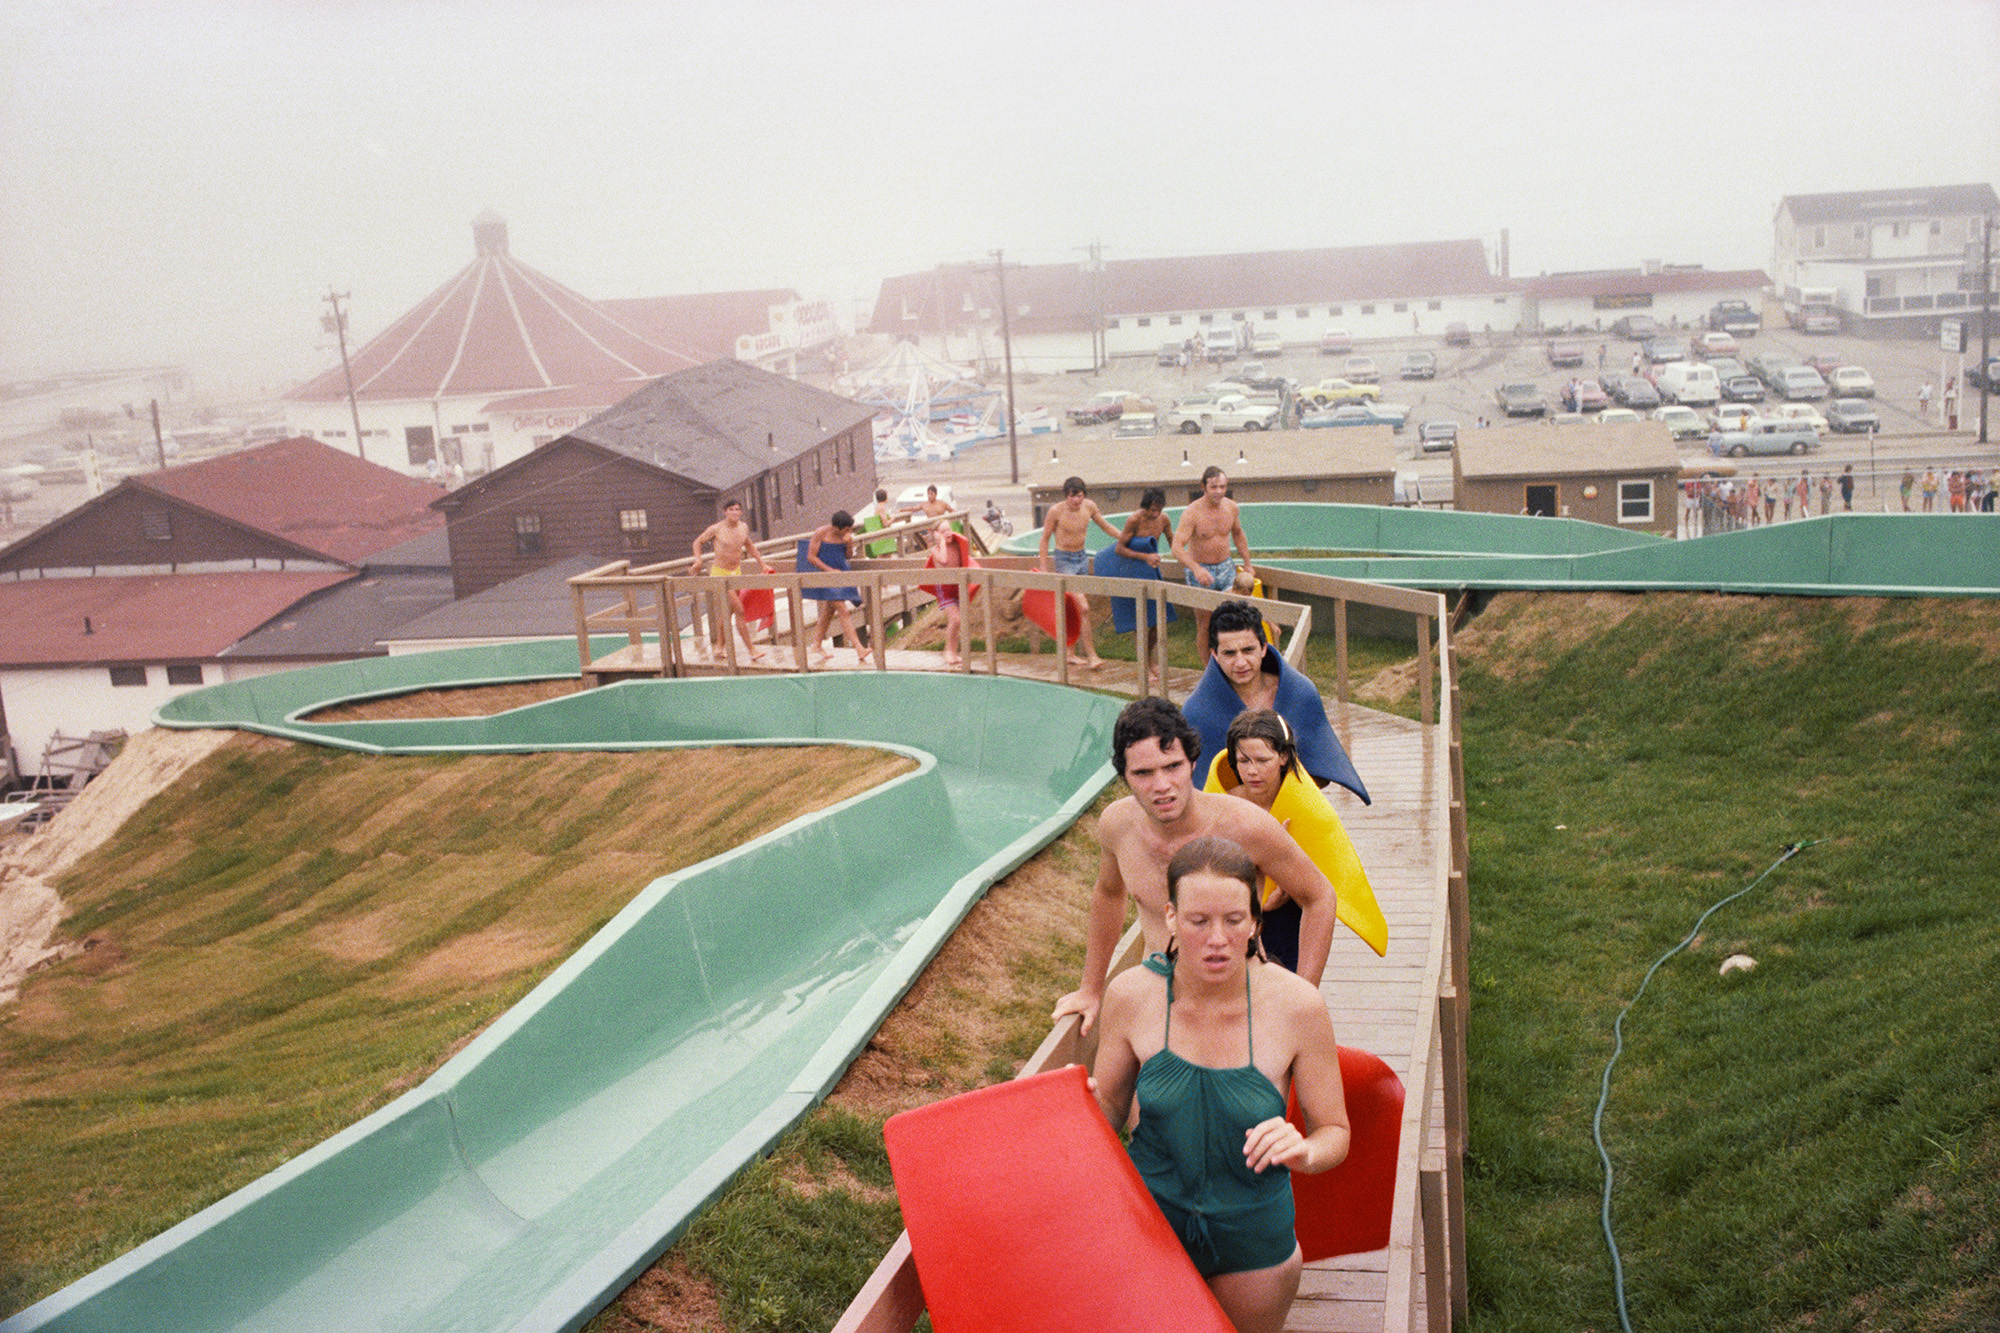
890;315;1998;527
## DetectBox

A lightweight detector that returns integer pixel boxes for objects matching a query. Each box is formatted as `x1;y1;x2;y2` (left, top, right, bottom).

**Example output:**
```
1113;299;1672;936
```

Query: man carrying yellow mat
1205;709;1389;961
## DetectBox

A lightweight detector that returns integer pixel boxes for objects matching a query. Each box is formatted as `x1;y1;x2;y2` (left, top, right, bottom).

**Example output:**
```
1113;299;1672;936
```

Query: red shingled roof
1518;268;1771;298
0;571;351;666
289;215;703;403
130;436;446;564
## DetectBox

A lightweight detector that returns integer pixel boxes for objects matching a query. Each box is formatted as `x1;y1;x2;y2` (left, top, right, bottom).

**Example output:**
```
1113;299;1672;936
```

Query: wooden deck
1294;700;1445;1331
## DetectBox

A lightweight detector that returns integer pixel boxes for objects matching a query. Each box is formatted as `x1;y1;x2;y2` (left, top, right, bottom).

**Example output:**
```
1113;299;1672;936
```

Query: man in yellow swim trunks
692;499;772;662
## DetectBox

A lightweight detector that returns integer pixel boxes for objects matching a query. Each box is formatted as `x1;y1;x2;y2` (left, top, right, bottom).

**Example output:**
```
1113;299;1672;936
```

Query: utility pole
1075;239;1106;370
150;399;166;470
323;289;367;462
994;249;1020;485
1979;214;1993;446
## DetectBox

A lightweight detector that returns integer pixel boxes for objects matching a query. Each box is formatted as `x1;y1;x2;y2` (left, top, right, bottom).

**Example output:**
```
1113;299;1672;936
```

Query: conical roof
289;215;705;403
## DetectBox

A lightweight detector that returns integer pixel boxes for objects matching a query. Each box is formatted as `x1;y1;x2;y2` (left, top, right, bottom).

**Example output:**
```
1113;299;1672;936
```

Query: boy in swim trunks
1038;476;1121;669
691;499;771;662
1172;467;1256;664
803;510;862;664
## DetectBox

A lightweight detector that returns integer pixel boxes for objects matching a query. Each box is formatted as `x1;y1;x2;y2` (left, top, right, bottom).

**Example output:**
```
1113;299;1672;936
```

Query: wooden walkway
1294;700;1444;1331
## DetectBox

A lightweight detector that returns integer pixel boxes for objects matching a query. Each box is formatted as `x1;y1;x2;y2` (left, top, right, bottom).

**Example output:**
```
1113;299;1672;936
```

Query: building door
1525;484;1558;517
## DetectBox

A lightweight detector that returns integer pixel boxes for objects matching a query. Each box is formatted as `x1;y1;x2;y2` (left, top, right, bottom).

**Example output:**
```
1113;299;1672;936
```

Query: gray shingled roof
382;553;626;643
1779;185;2000;225
224;571;457;659
567;359;877;491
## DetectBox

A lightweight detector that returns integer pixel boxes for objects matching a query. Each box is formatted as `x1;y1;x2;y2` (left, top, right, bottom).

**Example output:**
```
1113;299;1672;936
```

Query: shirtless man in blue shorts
1038;475;1122;669
1172;466;1255;664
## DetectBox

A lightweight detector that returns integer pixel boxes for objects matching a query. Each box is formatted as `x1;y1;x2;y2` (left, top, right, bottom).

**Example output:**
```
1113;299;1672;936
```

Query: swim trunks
1185;558;1237;592
796;538;859;604
1051;547;1089;577
1128;955;1295;1278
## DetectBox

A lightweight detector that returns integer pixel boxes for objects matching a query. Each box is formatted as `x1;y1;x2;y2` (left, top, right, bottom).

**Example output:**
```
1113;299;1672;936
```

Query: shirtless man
1038;476;1122;669
691;499;772;662
1052;696;1336;1035
1171;466;1255;663
920;484;955;527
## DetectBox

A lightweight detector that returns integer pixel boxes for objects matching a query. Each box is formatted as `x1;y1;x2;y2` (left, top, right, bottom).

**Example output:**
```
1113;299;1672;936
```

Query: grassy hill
4;592;1995;1332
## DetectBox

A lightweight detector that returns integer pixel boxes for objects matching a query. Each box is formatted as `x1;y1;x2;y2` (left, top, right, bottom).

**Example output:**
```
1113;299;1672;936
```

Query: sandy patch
0;727;233;1002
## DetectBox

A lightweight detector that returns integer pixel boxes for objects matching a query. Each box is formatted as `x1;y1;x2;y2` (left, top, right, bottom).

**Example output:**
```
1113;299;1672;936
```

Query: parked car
1301;401;1408;431
1692;330;1739;358
1967;356;2000;392
1825;398;1881;433
1163;393;1280;434
1652;361;1721;406
1560;380;1609;412
1443;322;1471;346
1399;351;1437;380
1766;402;1830;435
1600;374;1661;409
1066;390;1136;425
1157;342;1182;366
1250;331;1284;358
1801;353;1843;380
1774;366;1829;401
1318;329;1354;355
1494;382;1546;416
1709;404;1760;433
1297;377;1380;408
1597;408;1641;424
1652;405;1708;441
1546;338;1586;367
1707;357;1748;382
1611;313;1660;340
1343;355;1380;384
1113;411;1159;439
1828;366;1875;397
1748;350;1799;389
1224;363;1290;392
1642;335;1687;365
1417;419;1458;452
1721;375;1767;403
1708;420;1820;457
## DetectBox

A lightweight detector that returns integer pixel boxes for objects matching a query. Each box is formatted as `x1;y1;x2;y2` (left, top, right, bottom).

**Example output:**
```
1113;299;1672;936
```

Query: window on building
406;425;436;466
1107;318;1120;329
618;508;649;552
1393;302;1407;313
1617;479;1654;524
1329;307;1342;316
1854;225;1865;239
514;512;544;556
1168;314;1183;326
794;462;804;505
1814;227;1824;247
1931;220;1942;235
1137;316;1151;327
1262;310;1278;321
1198;313;1214;325
814;449;823;485
166;663;204;686
471;422;489;433
141;509;172;541
770;472;782;522
322;428;346;439
1428;300;1442;311
1360;304;1375;315
1891;222;1909;239
109;665;147;687
1295;308;1309;319
847;437;856;470
1232;311;1246;321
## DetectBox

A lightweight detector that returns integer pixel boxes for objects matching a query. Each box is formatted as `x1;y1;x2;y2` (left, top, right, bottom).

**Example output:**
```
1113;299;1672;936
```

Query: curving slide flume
3;640;1120;1333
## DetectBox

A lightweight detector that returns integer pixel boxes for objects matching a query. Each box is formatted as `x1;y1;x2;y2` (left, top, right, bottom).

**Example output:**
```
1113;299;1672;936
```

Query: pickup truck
1706;418;1820;457
1708;300;1761;337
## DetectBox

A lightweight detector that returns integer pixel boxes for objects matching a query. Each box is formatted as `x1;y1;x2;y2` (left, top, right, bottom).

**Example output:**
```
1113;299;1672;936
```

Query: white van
1653;361;1720;406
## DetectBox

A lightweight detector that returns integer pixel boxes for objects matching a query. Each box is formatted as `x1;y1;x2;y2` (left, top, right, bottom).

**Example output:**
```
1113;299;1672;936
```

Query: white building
1772;185;1999;338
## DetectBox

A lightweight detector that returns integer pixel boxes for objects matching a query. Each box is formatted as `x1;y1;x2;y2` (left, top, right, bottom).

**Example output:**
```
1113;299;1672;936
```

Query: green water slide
1003;504;2000;598
4;647;1119;1332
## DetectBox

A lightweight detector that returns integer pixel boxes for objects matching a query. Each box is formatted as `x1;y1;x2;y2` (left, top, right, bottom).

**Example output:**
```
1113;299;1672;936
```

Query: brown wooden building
1451;420;1681;536
432;360;880;599
1024;429;1397;523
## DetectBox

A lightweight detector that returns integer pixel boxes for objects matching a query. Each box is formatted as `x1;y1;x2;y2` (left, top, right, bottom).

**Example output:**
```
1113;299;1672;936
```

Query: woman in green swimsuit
1093;836;1351;1333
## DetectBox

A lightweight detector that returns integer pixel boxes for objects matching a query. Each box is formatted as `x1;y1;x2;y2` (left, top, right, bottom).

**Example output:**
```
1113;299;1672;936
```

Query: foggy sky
4;0;1997;401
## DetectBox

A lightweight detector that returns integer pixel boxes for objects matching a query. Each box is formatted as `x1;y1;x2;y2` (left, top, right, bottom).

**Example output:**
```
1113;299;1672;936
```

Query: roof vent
473;211;509;258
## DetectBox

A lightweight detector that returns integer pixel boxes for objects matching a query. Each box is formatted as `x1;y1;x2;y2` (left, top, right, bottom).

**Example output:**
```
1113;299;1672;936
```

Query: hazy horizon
4;0;1997;402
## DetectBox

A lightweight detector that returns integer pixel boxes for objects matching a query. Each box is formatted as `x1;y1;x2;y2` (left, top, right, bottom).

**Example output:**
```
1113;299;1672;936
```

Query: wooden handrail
822;571;1470;1333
